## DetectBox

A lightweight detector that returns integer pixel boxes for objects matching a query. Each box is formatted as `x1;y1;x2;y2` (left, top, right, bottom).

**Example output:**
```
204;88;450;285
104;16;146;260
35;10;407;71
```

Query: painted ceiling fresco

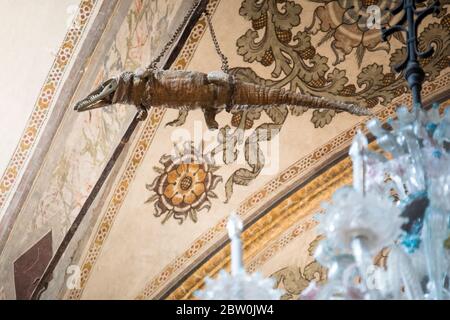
0;0;448;299
0;0;192;299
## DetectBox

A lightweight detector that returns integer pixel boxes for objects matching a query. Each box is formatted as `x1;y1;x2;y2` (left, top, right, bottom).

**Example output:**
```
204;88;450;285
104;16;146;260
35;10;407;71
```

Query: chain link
148;0;202;70
148;0;230;74
204;12;229;73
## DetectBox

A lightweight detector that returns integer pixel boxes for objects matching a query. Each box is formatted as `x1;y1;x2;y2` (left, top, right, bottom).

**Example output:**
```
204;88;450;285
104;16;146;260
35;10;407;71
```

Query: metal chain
148;0;230;74
205;12;229;73
148;0;201;70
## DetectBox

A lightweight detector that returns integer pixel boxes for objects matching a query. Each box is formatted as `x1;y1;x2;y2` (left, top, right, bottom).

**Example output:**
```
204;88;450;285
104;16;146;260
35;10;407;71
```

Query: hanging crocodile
74;2;370;129
74;68;371;130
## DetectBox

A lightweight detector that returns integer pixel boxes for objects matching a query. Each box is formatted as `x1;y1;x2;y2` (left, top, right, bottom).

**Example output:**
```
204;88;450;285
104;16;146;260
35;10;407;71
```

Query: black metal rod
405;0;424;105
30;112;141;300
382;0;440;107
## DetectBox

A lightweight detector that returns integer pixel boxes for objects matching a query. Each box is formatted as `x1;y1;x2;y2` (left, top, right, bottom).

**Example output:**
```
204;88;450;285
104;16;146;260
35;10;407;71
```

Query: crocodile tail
232;81;372;116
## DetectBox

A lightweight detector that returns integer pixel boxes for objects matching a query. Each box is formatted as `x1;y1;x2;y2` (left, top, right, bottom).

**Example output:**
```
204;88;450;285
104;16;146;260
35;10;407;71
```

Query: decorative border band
0;0;98;214
164;155;354;299
66;0;222;300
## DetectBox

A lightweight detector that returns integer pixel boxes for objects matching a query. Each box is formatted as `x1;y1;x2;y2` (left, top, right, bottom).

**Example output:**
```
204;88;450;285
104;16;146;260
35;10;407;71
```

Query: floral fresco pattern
236;0;449;113
160;0;449;206
307;0;402;66
270;235;327;300
146;144;222;224
271;237;392;300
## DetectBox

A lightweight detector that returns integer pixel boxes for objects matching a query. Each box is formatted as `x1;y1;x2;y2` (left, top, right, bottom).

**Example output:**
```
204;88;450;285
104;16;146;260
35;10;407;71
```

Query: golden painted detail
0;0;97;211
374;247;390;269
146;147;222;224
66;0;222;300
165;142;385;300
444;236;450;250
163;156;355;300
271;236;327;300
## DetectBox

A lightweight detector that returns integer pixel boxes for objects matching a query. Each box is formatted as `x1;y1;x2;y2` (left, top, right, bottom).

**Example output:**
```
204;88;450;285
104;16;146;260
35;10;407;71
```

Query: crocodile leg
202;107;220;130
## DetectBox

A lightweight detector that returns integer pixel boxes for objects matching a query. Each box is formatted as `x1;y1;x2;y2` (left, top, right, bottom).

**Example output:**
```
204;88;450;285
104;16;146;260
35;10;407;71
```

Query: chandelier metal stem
382;0;440;107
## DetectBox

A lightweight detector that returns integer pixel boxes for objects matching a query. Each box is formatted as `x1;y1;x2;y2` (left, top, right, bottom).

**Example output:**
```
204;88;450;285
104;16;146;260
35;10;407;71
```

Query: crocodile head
74;72;134;112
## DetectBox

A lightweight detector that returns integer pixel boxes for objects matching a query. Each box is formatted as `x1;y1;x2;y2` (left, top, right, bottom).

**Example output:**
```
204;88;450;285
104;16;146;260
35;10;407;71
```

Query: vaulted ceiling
0;0;448;300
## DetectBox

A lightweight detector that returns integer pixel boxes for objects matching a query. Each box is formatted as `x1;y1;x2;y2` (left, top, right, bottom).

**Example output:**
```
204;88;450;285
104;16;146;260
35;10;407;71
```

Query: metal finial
382;0;440;106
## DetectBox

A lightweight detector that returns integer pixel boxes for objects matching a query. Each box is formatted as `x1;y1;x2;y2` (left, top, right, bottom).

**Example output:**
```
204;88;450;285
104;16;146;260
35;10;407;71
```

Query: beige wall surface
0;0;102;299
0;0;81;179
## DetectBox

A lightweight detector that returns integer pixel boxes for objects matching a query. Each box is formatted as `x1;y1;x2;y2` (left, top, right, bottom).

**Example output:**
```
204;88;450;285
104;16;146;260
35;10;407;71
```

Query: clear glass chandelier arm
316;282;345;300
388;246;424;300
341;264;359;286
398;127;426;192
388;175;408;199
423;207;449;299
231;275;244;300
429;173;450;212
349;131;368;194
386;249;403;299
387;156;412;198
196;214;283;300
351;237;374;285
367;119;405;157
433;109;450;148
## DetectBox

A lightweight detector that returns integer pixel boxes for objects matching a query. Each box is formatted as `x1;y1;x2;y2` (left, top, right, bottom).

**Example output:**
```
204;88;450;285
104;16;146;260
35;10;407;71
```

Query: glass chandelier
300;0;449;300
301;105;450;300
